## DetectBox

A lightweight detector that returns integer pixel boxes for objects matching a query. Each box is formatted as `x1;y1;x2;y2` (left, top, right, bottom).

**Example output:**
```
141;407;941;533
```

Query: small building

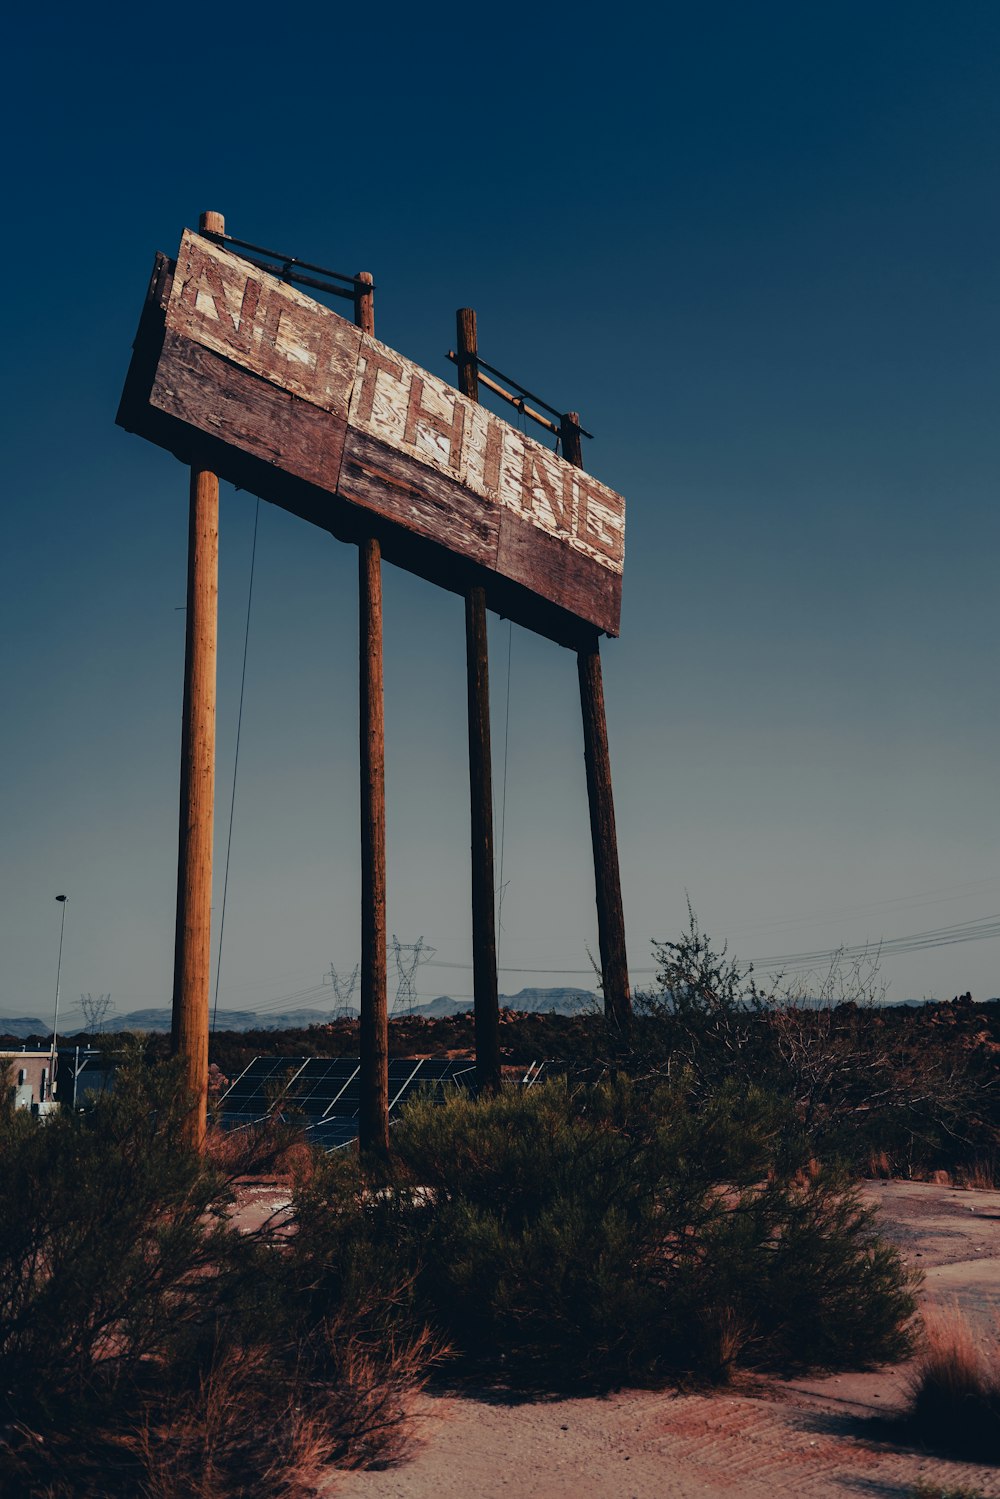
1;1046;111;1112
2;1048;56;1109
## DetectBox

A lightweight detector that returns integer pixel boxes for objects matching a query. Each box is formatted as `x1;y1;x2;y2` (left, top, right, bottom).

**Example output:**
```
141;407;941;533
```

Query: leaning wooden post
355;272;390;1157
562;412;632;1031
456;310;501;1094
171;210;223;1147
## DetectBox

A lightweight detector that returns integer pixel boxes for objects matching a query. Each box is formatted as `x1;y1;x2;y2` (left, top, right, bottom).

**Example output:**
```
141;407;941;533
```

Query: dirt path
326;1181;1000;1499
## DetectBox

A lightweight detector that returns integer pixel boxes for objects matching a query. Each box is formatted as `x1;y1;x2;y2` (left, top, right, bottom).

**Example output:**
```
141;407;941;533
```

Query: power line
749;914;1000;973
205;900;1000;1019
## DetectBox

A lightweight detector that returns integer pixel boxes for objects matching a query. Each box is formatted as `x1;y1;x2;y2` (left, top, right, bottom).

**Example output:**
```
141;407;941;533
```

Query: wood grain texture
358;535;389;1158
121;233;627;640
353;268;389;1160
497;506;621;637
353;270;374;336
455;307;479;403
171;464;219;1146
560;411;584;470
168;229;362;417
578;640;631;1029
121;313;618;642
349;331;470;484
456;309;500;1094
567;395;630;1029
466;584;501;1093
339;427;499;567
150;330;348;495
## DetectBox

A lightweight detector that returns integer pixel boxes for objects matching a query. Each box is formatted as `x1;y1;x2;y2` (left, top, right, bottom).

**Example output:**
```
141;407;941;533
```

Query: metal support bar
198;229;372;289
445;351;593;443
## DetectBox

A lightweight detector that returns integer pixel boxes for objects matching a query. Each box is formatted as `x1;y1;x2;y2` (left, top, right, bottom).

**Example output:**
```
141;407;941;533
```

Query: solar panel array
217;1056;476;1149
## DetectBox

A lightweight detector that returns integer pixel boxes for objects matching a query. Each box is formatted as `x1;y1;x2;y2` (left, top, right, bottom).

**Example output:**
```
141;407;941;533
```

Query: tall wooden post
562;412;631;1031
456;310;501;1094
355;272;390;1156
171;210;223;1146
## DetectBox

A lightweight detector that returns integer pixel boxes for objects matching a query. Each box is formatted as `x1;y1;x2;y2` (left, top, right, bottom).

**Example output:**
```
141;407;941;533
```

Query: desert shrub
0;1050;434;1498
324;1075;918;1388
629;904;781;1097
906;1305;1000;1462
0;1047;244;1428
629;908;999;1182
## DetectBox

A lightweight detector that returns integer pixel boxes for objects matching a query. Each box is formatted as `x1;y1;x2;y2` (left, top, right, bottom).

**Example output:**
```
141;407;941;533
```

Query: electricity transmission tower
324;963;359;1016
391;935;436;1014
79;992;114;1034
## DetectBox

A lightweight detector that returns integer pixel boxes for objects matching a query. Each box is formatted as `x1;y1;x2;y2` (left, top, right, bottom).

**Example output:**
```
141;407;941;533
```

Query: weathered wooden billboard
119;231;625;642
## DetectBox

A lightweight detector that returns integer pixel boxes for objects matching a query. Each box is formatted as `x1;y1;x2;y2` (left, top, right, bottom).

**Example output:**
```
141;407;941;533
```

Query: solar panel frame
284;1057;360;1117
218;1057;310;1119
217;1054;487;1147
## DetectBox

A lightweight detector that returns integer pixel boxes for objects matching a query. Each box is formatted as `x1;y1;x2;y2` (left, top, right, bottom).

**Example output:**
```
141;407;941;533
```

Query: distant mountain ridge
0;987;599;1038
6;991;980;1040
0;1017;49;1040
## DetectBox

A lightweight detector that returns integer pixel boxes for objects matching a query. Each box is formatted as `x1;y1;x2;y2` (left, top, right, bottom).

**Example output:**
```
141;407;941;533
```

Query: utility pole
354;271;390;1158
562;412;631;1031
456;308;501;1093
171;209;223;1148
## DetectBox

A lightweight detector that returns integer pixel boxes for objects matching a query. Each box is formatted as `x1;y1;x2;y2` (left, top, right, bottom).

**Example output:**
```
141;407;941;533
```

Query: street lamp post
50;895;68;1105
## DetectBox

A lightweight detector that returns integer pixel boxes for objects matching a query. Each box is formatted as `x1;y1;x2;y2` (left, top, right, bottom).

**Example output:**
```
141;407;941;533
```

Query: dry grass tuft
699;1305;752;1384
906;1303;1000;1462
867;1148;893;1179
203;1118;311;1178
151;1321;439;1495
954;1159;998;1192
7;1322;440;1499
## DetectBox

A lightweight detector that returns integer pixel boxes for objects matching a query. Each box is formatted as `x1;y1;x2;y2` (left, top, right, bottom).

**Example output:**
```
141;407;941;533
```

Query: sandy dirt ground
320;1180;1000;1499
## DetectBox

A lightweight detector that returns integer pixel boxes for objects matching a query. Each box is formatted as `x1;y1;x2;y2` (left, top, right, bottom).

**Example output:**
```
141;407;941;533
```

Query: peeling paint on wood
168;231;361;417
123;233;626;638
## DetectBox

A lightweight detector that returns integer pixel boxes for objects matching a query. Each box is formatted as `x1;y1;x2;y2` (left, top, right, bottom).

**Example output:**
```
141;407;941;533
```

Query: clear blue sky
2;1;998;1025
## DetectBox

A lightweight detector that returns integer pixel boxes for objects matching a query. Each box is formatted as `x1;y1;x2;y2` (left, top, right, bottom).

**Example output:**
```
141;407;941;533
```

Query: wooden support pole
456;309;501;1094
562;411;631;1032
355;271;389;1156
455;307;480;403
559;411;583;469
359;537;389;1154
354;270;374;337
171;209;224;1147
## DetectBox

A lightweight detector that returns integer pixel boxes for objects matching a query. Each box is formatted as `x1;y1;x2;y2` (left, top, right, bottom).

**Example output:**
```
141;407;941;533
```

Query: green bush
308;1075;918;1389
0;1050;434;1498
0;1049;242;1428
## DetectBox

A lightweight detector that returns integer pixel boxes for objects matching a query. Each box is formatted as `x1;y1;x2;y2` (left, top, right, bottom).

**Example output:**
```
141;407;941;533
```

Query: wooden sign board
118;231;625;641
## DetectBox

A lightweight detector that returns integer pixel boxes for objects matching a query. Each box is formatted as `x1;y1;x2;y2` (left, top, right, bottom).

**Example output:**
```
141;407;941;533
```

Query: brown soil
320;1180;1000;1499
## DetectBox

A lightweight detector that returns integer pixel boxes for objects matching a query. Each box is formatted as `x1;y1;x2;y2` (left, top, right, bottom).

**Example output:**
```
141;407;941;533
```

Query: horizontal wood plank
339;428;499;568
497;505;621;637
150;331;347;496
346;333;625;578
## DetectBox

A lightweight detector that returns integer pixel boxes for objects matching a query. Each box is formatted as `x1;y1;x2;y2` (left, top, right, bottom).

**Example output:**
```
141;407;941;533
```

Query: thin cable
212;498;260;1032
496;621;513;951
